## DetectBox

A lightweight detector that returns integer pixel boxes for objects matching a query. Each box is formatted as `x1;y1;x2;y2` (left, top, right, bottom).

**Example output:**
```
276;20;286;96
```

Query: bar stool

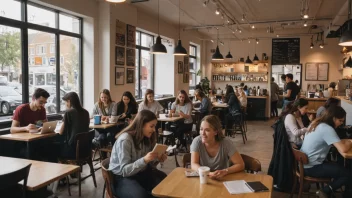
227;112;247;144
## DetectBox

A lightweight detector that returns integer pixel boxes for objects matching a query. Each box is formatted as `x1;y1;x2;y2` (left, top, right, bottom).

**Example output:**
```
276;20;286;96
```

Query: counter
335;96;352;125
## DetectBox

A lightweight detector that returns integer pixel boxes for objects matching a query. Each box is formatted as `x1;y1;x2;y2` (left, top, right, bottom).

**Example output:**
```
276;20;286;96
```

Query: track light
248;40;251;44
310;35;314;49
319;43;324;48
251;25;255;29
215;8;220;15
238;29;242;33
276;34;279;37
210;39;214;43
256;39;259;44
220;41;224;46
227;19;230;23
203;0;208;7
304;21;307;27
241;14;245;21
232;31;235;34
221;14;224;19
303;14;309;19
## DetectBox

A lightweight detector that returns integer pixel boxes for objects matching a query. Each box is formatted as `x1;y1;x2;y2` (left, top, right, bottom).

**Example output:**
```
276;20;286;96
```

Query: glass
60;35;80;112
0;25;22;116
190;73;196;88
136;31;140;46
141;33;153;48
27;4;56;28
135;49;140;97
28;29;56;114
190;46;196;56
189;57;195;71
0;0;21;21
59;13;80;34
140;49;152;97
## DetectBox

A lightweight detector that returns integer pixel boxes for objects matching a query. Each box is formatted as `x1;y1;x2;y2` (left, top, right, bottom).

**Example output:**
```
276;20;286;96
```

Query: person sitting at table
109;110;167;198
91;89;116;147
224;85;241;133
11;88;50;133
237;87;247;108
194;89;212;120
316;98;340;118
190;115;245;180
300;106;352;198
116;91;138;122
279;98;309;148
170;90;193;150
138;89;164;116
58;92;90;159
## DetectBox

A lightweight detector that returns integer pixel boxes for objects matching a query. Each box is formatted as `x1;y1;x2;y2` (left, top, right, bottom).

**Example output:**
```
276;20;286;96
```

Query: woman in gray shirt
191;115;245;180
109;110;167;198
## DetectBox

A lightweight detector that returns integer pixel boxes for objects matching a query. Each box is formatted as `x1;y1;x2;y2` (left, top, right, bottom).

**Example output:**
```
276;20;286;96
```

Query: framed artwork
126;68;134;83
115;46;125;66
127;24;136;48
115;20;126;46
184;56;189;65
178;61;183;73
183;72;189;83
126;48;136;66
115;67;124;85
305;62;329;81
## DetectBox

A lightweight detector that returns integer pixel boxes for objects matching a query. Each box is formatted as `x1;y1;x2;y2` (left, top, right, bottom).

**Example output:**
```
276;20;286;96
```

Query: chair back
292;148;308;179
75;130;95;160
182;153;191;168
240;154;261;173
0;163;31;198
101;158;115;198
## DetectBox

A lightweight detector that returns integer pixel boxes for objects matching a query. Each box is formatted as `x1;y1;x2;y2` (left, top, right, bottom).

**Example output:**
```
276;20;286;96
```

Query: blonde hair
201;115;225;141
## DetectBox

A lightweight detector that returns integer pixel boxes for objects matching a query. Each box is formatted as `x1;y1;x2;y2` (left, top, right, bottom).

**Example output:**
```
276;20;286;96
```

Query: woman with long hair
316;97;340;118
59;92;90;159
138;89;164;115
224;85;241;133
194;89;212;120
92;89;116;121
237;87;247;108
109;110;167;198
170;90;193;150
280;98;309;148
115;91;138;122
191;115;244;179
300;106;352;198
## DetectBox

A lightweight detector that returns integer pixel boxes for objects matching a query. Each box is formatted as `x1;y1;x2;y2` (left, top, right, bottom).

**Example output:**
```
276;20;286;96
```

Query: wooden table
152;168;273;198
157;114;184;122
89;120;120;129
0;156;80;191
212;102;229;108
0;132;59;159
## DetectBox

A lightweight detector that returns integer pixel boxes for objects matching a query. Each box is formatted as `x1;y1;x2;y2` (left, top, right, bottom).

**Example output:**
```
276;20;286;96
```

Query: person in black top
282;73;299;111
224;85;241;134
58;92;90;159
115;91;138;121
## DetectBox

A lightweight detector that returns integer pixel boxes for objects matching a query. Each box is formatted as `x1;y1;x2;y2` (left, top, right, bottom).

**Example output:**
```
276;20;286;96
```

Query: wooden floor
53;119;336;198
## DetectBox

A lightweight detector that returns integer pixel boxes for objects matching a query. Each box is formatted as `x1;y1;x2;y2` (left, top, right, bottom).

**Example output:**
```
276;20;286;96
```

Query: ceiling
124;0;349;41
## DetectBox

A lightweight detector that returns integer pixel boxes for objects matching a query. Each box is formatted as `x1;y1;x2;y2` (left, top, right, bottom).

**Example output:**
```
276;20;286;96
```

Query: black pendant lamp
212;29;224;60
151;0;167;54
174;0;187;55
225;41;233;59
245;56;252;64
253;54;259;62
345;56;352;67
339;0;352;46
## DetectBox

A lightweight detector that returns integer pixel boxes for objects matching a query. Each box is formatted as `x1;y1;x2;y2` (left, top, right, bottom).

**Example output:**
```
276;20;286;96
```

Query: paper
223;180;253;194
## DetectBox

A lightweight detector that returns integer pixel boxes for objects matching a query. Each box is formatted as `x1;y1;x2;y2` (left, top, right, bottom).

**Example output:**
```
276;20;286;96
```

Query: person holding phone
109;110;167;198
138;89;164;116
191;115;245;180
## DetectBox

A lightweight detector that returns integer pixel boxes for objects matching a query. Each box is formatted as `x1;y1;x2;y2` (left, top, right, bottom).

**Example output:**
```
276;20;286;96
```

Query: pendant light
245;56;252;64
310;35;314;49
253;39;259;64
339;0;352;46
212;29;224;60
225;41;233;59
105;0;126;2
151;0;167;54
174;0;187;56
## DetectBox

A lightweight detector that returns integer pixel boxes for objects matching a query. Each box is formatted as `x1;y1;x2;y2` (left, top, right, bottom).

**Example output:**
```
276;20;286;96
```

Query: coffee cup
198;166;210;184
109;116;118;123
94;115;101;125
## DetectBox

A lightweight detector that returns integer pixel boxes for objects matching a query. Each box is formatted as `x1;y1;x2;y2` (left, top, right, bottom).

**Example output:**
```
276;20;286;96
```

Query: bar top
335;96;352;105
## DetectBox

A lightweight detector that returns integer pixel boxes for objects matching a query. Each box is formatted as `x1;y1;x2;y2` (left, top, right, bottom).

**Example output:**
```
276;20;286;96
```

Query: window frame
0;0;83;118
189;44;197;90
135;30;154;99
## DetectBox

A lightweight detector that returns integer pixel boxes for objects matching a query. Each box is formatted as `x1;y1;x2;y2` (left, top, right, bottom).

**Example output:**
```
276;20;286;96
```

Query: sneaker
316;190;329;198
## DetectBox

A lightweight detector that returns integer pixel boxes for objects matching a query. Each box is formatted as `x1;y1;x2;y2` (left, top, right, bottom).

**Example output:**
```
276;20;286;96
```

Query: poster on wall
178;61;183;73
305;62;329;81
115;67;124;85
126;48;135;66
305;63;318;81
184;56;189;72
127;24;136;48
183;72;189;83
317;63;329;81
126;68;134;83
115;46;125;66
115;20;126;46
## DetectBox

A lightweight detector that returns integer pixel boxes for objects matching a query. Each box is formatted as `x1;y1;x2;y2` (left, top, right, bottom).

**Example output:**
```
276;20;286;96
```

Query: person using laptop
10;88;50;133
58;92;90;159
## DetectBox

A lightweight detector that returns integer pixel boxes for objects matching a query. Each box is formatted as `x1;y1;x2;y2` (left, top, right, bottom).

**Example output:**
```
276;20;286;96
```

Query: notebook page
223;180;253;194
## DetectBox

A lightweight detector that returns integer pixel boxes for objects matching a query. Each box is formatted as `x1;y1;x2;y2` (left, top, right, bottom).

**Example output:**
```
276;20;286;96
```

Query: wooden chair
182;153;191;168
59;130;97;197
0;163;31;198
290;148;331;198
101;158;118;198
240;154;261;173
227;112;247;144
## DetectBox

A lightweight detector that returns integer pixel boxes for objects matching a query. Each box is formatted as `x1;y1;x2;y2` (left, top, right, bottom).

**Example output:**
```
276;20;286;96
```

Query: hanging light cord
158;0;160;35
178;0;181;39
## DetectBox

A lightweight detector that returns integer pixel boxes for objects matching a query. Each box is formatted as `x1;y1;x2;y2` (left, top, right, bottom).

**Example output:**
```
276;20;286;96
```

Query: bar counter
335;96;352;125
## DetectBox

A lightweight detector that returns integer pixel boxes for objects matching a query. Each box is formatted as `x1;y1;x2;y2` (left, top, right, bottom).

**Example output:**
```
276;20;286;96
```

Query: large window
135;31;154;99
0;0;82;117
189;45;197;90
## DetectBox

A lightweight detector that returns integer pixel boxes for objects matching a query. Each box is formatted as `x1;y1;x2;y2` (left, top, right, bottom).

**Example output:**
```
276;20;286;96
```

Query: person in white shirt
237;87;247;108
138;89;164;116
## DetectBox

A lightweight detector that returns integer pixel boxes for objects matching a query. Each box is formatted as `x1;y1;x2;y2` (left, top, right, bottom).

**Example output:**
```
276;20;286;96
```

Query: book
223;180;268;194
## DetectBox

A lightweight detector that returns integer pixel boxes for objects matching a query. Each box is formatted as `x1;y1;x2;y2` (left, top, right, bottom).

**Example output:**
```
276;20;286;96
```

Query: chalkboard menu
272;38;300;65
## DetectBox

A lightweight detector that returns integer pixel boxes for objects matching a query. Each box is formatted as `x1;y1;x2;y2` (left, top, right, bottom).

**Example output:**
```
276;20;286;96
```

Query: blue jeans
113;166;167;198
282;99;293;111
304;163;352;197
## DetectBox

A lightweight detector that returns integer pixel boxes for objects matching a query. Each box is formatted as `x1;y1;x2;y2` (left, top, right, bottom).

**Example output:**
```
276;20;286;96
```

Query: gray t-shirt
171;102;193;124
138;101;164;115
284;114;307;145
300;123;340;168
190;136;237;171
316;106;326;118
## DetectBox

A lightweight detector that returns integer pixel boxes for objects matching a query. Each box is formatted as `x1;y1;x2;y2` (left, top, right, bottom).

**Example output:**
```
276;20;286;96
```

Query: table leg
26;141;32;159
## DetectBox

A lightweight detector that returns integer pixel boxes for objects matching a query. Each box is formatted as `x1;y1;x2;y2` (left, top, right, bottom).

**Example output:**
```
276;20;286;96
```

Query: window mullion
55;34;60;112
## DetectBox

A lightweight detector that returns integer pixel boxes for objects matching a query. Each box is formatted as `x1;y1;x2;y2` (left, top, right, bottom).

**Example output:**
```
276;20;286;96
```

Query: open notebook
223;180;269;194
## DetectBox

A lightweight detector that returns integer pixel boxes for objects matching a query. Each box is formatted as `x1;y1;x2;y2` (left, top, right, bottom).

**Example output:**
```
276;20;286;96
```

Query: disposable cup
198;166;210;184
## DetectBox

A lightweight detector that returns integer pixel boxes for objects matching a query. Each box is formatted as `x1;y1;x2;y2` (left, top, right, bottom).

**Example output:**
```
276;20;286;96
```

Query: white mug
198;166;210;184
109;116;118;123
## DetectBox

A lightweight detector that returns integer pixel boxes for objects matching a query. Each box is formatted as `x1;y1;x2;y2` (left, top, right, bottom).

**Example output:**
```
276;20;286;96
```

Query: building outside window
0;0;83;117
135;30;154;99
189;44;197;90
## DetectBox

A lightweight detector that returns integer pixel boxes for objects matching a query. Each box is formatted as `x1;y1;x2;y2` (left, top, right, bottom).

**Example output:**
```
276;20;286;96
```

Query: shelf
211;60;270;64
212;72;268;75
212;81;268;83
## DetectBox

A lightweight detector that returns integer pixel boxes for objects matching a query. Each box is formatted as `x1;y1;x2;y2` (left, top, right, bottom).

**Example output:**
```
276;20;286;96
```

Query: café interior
1;0;352;197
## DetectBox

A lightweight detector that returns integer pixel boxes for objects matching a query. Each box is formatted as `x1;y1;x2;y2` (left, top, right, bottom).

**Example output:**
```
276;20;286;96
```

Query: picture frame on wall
126;48;136;66
183;72;189;83
115;20;126;46
127;24;136;48
115;46;125;66
305;62;329;81
126;68;134;83
178;61;183;73
115;67;124;85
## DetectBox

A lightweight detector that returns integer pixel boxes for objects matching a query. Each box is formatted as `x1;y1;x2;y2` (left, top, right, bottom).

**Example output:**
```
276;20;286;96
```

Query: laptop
30;121;58;134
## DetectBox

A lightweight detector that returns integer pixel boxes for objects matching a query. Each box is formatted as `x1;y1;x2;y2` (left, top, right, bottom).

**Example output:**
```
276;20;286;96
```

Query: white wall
154;43;174;95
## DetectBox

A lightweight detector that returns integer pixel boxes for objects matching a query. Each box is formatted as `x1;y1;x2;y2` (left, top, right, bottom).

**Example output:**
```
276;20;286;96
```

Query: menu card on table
223;180;269;194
